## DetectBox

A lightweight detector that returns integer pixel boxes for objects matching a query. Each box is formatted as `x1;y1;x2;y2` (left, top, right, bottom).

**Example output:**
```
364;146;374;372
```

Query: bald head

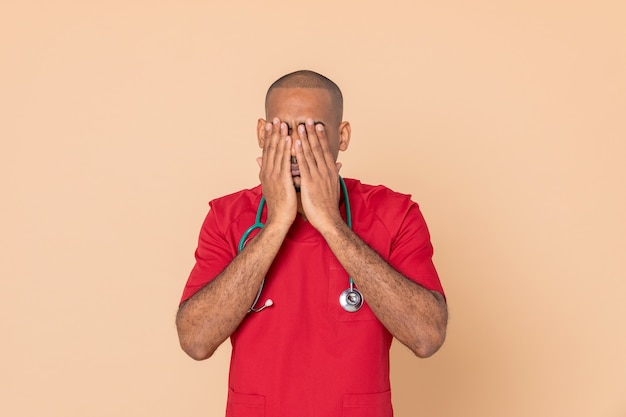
265;70;343;122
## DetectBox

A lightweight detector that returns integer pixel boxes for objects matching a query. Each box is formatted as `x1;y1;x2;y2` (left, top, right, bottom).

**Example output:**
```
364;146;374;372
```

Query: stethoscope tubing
239;177;361;313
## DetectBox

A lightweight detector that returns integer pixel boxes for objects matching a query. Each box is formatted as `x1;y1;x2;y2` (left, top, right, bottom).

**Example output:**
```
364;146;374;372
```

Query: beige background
1;1;625;416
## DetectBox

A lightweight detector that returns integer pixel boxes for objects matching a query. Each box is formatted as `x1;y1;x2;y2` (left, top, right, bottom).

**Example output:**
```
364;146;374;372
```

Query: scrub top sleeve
389;202;445;297
179;202;236;305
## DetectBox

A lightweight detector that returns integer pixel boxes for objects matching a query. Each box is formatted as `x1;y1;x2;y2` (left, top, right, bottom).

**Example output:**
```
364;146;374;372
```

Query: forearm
320;220;448;357
176;223;288;360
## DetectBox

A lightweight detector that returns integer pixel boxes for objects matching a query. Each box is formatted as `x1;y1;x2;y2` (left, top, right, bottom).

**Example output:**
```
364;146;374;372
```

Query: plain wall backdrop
1;1;625;416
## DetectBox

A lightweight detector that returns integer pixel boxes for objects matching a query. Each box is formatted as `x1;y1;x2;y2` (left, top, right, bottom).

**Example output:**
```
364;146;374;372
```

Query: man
176;70;447;416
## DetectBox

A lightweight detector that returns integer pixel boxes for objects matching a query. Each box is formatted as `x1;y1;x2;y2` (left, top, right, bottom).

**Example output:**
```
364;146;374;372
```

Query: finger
282;134;292;178
263;118;285;172
256;157;263;168
299;122;320;168
296;124;313;178
313;122;337;170
261;119;276;167
304;119;324;165
304;119;335;173
271;121;288;171
294;137;310;180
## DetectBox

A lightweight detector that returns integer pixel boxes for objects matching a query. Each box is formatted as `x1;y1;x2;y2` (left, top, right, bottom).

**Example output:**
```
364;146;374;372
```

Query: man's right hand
256;117;298;230
178;117;296;361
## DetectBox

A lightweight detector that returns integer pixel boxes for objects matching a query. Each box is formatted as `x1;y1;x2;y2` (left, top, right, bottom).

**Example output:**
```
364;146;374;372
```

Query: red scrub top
181;178;444;417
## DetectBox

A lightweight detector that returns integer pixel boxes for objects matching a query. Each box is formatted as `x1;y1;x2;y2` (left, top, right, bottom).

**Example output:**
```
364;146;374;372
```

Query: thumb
335;162;342;172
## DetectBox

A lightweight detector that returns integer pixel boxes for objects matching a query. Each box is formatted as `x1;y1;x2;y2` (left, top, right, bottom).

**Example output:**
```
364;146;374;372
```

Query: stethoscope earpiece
249;298;273;313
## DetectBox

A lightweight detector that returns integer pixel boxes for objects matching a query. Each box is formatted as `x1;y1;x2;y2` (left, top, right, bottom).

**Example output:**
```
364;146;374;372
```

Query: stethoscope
238;176;364;314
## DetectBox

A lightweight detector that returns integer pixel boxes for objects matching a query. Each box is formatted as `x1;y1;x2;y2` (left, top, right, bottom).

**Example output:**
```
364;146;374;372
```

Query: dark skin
176;87;448;360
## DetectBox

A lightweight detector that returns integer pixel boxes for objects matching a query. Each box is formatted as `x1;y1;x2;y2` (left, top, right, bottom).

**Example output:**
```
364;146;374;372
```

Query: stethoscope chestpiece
339;286;363;312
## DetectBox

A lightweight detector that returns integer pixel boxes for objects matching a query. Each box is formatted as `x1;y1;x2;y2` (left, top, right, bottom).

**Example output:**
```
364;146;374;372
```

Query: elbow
179;337;217;361
410;293;448;358
176;304;218;361
176;319;217;361
410;328;446;358
185;347;215;362
408;318;448;358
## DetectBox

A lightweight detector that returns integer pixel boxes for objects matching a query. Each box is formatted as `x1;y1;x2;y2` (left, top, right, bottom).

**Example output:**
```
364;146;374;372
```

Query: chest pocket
226;388;265;417
342;390;393;417
327;254;378;322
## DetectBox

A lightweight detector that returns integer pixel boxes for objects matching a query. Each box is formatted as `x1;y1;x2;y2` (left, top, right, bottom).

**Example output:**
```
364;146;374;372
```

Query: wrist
264;216;294;235
316;214;350;240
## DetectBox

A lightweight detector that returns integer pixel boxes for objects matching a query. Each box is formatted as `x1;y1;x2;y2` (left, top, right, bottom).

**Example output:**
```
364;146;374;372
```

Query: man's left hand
294;118;343;233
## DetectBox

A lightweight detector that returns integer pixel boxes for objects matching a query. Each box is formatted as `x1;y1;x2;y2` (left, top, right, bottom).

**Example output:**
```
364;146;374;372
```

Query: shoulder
205;184;263;225
208;184;262;208
343;178;428;237
344;178;415;213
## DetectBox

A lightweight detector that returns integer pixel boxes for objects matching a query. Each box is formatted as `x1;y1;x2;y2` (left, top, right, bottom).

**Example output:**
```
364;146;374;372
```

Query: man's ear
338;121;351;152
257;118;267;148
